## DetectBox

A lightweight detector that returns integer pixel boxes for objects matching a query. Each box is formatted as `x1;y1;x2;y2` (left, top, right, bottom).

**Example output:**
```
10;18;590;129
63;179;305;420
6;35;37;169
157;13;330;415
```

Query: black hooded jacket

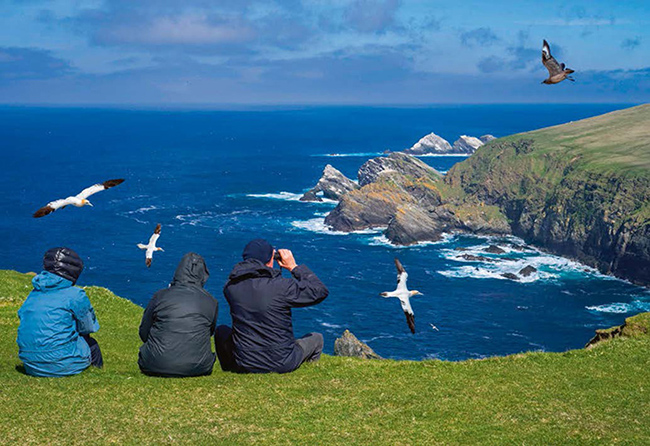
138;253;218;377
223;259;328;373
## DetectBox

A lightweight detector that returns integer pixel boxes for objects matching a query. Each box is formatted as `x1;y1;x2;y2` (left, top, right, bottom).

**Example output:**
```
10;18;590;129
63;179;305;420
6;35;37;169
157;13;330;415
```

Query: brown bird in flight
541;40;575;84
33;179;125;218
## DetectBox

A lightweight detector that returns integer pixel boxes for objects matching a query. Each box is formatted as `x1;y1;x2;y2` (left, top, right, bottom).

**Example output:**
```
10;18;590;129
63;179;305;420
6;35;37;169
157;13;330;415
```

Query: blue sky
0;0;648;104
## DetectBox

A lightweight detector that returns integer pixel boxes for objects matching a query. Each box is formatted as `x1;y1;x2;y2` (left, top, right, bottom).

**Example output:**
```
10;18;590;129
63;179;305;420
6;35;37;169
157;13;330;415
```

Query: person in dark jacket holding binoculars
217;239;329;374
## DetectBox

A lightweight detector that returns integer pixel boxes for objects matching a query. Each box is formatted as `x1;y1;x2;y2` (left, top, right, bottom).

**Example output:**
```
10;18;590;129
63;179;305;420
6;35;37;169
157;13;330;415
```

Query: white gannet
137;223;163;268
541;40;575;84
380;258;423;334
33;179;125;218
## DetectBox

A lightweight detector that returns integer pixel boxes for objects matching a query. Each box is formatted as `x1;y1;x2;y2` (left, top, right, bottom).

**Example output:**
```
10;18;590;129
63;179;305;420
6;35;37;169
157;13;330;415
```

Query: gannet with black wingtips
380;258;423;334
33;179;125;218
541;39;575;84
138;223;163;268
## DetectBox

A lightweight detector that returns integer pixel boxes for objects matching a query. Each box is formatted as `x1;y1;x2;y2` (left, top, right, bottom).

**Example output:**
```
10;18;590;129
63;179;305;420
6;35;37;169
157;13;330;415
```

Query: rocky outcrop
357;152;441;187
452;136;484;154
404;132;453;155
586;313;650;349
300;164;358;202
480;134;497;143
519;265;537;277
484;245;505;254
334;330;382;359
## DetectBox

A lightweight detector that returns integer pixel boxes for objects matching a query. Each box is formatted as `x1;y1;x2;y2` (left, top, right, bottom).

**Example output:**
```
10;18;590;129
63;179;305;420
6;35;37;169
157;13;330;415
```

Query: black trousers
82;334;103;368
215;325;324;372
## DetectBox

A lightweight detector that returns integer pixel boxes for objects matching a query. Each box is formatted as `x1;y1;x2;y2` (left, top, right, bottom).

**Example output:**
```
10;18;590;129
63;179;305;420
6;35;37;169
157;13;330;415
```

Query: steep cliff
445;104;650;286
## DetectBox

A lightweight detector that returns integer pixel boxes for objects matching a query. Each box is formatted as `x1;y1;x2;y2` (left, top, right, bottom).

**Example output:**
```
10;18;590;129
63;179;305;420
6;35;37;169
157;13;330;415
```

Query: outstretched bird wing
33;199;69;218
395;258;408;291
77;179;125;200
542;40;562;76
148;223;161;245
404;310;415;334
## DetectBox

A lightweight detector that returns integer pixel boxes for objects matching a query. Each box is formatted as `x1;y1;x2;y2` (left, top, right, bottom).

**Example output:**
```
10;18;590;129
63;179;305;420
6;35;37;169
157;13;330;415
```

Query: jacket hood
32;270;73;292
227;258;280;284
171;252;209;287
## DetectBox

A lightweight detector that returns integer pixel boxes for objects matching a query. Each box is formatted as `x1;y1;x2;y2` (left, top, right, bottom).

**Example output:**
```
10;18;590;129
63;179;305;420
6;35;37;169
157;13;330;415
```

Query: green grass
2;270;650;445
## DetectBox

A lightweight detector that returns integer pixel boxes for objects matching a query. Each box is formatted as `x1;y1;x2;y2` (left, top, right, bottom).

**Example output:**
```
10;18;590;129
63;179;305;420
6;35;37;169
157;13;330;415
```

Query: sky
0;0;648;105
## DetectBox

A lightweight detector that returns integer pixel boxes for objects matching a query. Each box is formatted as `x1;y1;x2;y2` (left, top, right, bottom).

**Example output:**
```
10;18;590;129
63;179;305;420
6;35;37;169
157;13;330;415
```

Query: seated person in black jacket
217;239;329;374
138;252;218;377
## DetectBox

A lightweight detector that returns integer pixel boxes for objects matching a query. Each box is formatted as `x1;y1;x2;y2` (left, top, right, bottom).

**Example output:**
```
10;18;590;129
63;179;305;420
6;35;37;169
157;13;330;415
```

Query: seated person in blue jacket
217;239;329;374
17;247;102;377
138;252;218;377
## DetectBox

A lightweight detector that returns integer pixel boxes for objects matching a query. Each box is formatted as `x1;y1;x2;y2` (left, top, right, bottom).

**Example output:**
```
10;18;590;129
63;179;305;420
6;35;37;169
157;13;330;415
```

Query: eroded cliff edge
324;104;650;286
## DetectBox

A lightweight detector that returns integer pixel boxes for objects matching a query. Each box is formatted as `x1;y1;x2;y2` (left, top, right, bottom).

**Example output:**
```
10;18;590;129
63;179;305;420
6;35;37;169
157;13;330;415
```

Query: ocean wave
312;152;383;158
320;322;342;329
290;218;382;235
369;233;455;248
586;300;650;314
245;192;337;204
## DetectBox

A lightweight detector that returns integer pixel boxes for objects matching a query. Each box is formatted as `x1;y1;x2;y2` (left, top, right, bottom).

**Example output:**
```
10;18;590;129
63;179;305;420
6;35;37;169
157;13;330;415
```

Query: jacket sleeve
71;290;100;335
285;264;329;308
139;293;159;343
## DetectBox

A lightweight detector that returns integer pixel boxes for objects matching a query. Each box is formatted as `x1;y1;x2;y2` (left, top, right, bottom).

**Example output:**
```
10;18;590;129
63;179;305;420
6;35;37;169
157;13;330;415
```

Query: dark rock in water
299;190;322;202
334;330;382;359
508;243;528;251
461;254;497;262
300;164;358;202
519;265;538;277
484;244;506;254
501;272;520;280
454;247;470;252
357;152;441;187
501;257;519;262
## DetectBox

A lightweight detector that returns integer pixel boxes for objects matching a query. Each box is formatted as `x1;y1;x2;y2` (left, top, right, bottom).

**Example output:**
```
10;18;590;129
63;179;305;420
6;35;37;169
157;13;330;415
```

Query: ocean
1;103;648;361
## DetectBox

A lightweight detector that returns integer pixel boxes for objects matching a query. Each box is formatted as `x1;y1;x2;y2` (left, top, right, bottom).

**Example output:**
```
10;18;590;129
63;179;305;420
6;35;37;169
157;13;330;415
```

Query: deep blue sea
1;104;648;361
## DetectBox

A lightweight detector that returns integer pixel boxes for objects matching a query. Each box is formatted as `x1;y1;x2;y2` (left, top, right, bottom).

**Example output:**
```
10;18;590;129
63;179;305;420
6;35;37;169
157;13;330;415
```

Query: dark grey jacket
223;259;328;373
138;253;218;377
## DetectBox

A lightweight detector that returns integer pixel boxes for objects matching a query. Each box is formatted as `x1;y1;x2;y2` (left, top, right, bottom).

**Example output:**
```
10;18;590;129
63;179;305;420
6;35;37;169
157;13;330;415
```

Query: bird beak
86;201;94;207
159;248;164;252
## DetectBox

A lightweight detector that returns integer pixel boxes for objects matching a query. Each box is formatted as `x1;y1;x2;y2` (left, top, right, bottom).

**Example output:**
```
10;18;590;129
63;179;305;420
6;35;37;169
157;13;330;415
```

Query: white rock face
404;132;453;155
452;135;484;154
480;134;496;143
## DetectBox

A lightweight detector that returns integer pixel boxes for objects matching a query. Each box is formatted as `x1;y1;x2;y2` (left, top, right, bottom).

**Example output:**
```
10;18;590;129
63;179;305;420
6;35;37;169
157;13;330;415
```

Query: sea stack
404;132;453;155
452;136;484;154
300;164;358;202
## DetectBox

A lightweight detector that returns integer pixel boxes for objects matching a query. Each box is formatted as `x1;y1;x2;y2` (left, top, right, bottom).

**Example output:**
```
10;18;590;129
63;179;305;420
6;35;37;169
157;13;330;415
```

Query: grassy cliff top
2;270;650;444
501;103;650;174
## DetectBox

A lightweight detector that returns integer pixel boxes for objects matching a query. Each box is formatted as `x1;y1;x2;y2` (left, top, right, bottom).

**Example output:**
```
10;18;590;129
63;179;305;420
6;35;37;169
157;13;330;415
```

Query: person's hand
276;249;298;271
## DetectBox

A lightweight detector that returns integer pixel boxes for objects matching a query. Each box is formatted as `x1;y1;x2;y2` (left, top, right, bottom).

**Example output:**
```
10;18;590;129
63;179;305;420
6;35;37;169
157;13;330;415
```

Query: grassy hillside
446;104;650;285
2;270;650;445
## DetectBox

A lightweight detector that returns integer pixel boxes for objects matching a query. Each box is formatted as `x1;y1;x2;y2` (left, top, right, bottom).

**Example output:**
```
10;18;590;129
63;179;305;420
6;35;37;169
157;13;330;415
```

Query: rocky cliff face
404;132;453;155
325;152;508;243
300;164;358;202
452;136;484;153
445;118;650;286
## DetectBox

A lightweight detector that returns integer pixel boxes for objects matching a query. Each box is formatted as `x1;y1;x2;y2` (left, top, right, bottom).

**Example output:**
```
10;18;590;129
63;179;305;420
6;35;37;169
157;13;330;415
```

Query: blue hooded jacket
17;271;100;377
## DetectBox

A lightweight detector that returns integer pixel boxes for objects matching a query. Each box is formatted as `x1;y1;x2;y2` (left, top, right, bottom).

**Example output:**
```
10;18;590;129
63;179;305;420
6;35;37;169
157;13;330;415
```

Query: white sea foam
320;322;342;329
312;152;383;158
586;300;650;314
369;232;455;248
245;192;337;204
291;218;382;235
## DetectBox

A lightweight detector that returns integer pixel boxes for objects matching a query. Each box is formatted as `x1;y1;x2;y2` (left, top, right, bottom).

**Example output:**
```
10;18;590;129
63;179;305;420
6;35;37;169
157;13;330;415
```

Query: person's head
242;238;274;267
172;252;209;287
43;247;84;284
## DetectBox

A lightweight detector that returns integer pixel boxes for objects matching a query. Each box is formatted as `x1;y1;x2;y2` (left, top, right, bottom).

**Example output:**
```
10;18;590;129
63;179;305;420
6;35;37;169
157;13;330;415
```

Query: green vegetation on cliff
2;270;650;445
446;104;650;285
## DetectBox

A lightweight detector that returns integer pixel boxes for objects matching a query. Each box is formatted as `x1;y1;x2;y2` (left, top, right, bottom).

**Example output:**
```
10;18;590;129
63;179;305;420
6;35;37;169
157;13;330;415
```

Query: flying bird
380;258;423;334
541;40;575;84
33;179;125;218
138;223;163;268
